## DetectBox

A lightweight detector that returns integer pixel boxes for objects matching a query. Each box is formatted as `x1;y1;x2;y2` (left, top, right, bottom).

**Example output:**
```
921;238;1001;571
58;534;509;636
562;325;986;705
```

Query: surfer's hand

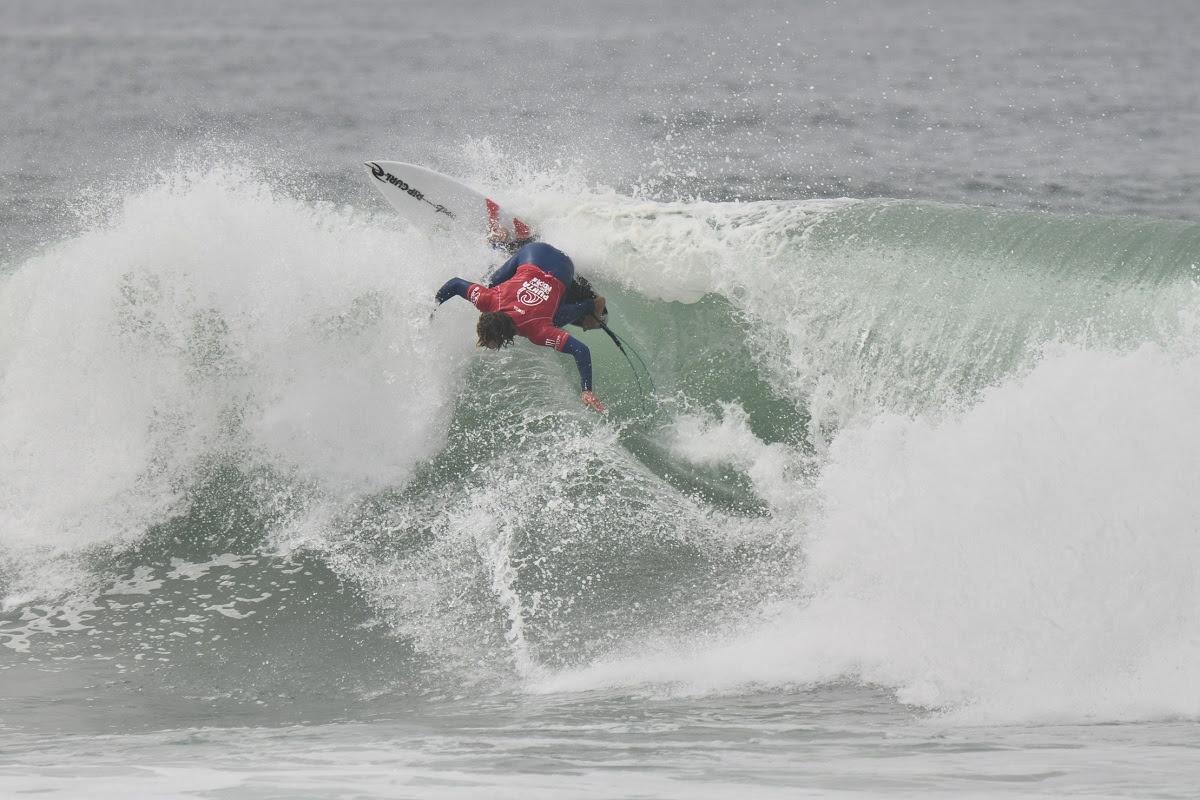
582;391;606;413
593;296;606;319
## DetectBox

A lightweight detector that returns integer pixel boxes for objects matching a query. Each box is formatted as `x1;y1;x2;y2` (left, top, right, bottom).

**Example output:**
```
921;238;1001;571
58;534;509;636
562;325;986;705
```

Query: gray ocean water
4;1;1200;797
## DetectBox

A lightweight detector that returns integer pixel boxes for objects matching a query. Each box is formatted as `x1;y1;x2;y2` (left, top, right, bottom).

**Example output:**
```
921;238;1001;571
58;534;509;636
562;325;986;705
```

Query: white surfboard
363;161;535;245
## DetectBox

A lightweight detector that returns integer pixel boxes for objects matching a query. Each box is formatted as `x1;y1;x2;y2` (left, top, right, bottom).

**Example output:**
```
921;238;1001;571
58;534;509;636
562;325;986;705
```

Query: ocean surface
3;1;1200;797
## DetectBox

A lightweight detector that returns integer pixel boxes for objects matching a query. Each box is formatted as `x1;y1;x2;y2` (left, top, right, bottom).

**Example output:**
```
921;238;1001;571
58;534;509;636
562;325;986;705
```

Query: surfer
435;242;608;413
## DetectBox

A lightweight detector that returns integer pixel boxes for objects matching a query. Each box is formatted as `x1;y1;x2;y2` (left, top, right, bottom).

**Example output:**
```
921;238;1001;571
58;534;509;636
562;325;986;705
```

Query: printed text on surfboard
367;162;454;218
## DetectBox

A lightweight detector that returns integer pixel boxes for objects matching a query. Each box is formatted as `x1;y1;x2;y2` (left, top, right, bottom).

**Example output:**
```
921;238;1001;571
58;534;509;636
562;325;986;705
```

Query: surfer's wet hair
476;312;517;348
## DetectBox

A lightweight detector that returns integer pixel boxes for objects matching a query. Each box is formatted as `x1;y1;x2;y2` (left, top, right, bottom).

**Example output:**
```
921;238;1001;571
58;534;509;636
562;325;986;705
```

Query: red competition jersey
467;263;570;351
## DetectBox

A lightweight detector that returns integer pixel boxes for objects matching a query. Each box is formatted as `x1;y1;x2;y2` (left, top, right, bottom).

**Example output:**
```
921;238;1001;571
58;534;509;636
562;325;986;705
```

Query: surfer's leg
540;260;575;288
486;252;521;288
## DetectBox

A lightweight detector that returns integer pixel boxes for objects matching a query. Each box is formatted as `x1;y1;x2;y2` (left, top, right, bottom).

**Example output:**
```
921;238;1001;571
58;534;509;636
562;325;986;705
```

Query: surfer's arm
553;298;596;327
435;278;474;304
555;296;606;329
561;336;605;412
560;336;593;391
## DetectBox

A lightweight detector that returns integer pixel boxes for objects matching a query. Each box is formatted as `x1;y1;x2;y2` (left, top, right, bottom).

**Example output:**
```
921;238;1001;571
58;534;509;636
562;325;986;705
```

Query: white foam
661;402;808;512
0;167;476;605
539;343;1200;723
804;342;1200;722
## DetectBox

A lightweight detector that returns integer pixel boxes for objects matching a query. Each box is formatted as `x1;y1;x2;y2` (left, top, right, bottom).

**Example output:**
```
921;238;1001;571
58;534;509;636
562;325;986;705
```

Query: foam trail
478;517;541;679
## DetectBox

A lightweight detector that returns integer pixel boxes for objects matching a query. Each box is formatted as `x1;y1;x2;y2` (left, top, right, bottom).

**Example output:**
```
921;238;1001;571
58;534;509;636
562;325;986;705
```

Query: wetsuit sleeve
486;253;521;288
561;336;593;392
435;278;474;304
553;298;597;328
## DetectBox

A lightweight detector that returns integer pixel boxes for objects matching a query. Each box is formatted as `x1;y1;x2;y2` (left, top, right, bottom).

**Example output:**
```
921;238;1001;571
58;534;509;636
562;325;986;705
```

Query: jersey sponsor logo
516;276;552;307
468;285;481;303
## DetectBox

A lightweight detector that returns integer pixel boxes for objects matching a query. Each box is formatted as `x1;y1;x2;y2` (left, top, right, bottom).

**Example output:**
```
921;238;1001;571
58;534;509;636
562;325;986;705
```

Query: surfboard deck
364;161;535;246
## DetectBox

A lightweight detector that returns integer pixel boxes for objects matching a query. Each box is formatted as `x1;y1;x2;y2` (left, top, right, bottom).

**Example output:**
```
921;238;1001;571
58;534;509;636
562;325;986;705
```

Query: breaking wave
4;164;1199;725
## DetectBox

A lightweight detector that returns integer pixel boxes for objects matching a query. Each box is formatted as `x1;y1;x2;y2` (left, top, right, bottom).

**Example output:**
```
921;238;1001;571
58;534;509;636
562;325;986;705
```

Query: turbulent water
3;1;1200;797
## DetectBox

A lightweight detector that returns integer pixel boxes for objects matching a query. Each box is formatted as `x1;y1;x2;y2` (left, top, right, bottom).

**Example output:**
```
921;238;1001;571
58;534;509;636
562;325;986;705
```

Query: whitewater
4;0;1200;796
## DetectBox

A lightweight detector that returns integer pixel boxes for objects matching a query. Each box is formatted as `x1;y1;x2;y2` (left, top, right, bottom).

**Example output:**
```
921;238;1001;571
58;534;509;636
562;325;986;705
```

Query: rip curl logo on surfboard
366;162;454;218
516;276;552;307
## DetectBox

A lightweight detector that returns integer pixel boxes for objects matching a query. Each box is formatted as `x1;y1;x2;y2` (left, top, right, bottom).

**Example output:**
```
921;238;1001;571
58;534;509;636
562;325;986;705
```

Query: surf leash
597;319;656;414
599;321;655;393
